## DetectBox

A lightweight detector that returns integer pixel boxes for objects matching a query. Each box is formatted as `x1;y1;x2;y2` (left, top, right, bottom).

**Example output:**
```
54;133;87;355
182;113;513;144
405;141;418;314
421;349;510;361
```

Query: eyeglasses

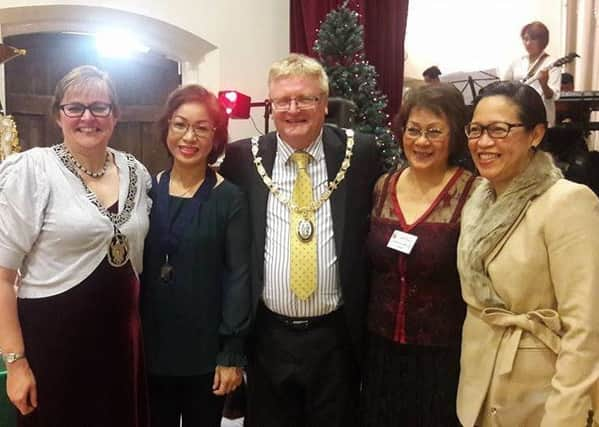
403;126;447;143
169;120;215;139
465;122;525;139
270;96;321;112
59;102;113;118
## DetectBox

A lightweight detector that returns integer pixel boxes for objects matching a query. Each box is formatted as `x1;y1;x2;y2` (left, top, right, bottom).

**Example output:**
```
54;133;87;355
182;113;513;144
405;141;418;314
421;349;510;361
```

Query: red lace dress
362;167;476;427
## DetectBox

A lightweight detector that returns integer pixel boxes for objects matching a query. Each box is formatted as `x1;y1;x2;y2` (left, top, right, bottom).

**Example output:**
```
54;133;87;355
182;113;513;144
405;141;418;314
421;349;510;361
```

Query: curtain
565;0;599;149
290;0;365;56
362;0;409;119
290;0;409;118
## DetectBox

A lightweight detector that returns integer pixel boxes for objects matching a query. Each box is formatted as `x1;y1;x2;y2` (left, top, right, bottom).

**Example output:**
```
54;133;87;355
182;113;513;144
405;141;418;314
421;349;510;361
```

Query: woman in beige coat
458;81;599;427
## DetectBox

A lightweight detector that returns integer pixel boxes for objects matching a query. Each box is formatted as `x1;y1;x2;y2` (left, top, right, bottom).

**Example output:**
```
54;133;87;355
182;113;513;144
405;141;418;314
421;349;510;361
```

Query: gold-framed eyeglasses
465;122;525;139
60;102;113;118
403;126;447;142
270;95;321;112
169;120;215;139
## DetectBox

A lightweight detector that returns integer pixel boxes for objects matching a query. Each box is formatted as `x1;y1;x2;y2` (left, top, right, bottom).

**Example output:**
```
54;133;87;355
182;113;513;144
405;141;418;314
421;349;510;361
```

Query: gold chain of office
251;128;355;217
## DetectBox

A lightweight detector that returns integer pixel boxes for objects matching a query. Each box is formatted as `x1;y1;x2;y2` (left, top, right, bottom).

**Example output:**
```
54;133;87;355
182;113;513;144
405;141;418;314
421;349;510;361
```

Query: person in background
502;21;561;127
458;80;599;426
220;53;380;427
556;72;583;125
141;84;250;427
0;65;151;426
561;72;574;92
362;83;477;426
422;65;442;84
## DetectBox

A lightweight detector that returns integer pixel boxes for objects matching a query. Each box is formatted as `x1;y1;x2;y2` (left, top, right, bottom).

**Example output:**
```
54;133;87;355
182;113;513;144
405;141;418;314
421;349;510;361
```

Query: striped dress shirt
262;132;341;317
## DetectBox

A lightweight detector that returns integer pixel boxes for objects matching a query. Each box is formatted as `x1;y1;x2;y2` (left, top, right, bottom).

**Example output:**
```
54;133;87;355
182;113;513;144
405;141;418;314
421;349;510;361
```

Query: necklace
170;176;205;198
251;128;355;219
53;143;138;267
66;149;111;178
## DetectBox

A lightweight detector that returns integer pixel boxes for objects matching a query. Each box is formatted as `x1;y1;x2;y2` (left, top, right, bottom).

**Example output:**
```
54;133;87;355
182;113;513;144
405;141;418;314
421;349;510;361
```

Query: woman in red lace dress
362;83;478;426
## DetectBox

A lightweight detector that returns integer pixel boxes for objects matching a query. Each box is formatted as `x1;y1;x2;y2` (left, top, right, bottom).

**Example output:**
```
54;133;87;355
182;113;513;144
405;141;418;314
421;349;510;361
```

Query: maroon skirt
16;258;149;427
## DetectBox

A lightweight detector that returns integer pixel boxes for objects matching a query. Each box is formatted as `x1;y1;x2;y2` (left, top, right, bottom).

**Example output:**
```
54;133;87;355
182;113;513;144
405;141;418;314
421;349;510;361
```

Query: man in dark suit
220;53;380;427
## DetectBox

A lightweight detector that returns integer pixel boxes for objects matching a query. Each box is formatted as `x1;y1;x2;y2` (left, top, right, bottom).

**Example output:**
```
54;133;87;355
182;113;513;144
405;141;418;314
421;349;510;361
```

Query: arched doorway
5;32;179;173
0;4;219;173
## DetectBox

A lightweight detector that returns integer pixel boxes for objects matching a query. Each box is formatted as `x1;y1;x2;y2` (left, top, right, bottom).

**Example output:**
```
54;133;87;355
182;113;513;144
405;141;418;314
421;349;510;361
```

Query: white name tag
386;230;418;254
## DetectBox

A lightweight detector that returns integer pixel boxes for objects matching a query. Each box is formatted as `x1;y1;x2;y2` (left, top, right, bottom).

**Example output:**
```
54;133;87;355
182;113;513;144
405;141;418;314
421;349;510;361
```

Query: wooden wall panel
4;32;179;174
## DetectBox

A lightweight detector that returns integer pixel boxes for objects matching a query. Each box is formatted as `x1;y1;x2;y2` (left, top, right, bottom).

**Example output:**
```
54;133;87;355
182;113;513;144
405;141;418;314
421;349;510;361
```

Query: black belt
259;302;341;331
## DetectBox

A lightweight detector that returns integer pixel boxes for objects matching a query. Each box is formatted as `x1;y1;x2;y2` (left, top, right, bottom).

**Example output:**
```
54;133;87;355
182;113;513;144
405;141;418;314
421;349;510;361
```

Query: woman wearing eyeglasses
457;81;599;426
140;85;250;427
362;84;478;426
0;65;152;425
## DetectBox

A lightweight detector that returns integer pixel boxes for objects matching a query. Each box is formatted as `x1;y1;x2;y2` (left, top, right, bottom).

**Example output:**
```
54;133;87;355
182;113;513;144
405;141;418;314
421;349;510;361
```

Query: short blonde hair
268;53;329;96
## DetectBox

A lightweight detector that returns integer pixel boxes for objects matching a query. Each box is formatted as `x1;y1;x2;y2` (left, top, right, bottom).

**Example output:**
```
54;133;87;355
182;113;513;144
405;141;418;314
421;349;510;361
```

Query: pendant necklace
154;168;216;285
251;128;355;240
53;143;138;267
160;254;174;283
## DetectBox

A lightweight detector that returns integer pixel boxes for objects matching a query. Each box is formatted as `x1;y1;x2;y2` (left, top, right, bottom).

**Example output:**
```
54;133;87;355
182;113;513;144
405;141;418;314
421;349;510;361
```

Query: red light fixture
218;90;251;119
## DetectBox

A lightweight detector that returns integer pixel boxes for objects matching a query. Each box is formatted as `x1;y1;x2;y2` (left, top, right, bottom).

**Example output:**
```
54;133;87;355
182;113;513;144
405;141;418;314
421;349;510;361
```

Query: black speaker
325;97;357;128
541;127;591;186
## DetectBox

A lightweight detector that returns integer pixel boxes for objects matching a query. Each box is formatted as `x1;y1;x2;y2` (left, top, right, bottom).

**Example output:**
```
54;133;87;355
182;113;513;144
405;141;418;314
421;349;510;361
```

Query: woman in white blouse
501;21;561;127
0;65;151;426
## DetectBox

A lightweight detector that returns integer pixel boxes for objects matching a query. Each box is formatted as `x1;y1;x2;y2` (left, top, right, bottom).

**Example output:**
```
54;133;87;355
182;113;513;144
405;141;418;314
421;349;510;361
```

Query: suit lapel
322;127;347;258
254;133;277;278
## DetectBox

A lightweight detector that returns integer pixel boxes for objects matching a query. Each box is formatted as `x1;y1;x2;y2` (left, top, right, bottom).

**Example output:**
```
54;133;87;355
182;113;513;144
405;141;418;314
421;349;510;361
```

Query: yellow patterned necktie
289;151;317;300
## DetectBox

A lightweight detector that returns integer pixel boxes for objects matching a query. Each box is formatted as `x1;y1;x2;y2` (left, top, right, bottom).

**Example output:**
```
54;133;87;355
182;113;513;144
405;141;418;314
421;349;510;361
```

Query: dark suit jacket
220;125;381;365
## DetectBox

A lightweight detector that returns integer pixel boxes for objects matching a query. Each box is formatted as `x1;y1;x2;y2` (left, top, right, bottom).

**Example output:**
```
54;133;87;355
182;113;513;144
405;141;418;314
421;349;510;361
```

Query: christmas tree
314;0;399;170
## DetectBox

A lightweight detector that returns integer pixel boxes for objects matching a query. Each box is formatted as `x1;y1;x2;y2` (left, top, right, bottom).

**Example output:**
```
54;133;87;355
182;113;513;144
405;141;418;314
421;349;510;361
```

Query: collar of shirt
276;130;325;165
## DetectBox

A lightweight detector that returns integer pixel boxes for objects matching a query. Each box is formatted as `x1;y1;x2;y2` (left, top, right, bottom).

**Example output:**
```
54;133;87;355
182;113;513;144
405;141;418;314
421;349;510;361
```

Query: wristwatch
1;352;26;364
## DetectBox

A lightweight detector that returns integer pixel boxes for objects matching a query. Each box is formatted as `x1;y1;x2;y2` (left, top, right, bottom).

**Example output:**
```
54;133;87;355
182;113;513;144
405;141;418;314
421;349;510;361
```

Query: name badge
387;230;418;255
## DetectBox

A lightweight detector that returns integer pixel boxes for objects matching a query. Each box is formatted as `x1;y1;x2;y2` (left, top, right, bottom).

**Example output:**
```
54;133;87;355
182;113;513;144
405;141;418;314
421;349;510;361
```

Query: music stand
442;69;499;104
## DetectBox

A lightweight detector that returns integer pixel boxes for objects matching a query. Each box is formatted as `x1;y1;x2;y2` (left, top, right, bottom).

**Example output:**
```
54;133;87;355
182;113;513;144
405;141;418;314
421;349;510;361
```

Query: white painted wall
0;0;289;140
404;0;566;79
1;1;569;137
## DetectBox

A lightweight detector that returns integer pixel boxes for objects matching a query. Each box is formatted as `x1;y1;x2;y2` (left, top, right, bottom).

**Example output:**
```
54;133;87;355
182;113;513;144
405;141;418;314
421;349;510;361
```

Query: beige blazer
457;179;599;427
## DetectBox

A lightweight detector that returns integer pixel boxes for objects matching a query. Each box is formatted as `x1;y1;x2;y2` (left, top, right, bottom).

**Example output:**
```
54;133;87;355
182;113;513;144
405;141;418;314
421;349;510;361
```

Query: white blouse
0;146;152;298
502;53;561;127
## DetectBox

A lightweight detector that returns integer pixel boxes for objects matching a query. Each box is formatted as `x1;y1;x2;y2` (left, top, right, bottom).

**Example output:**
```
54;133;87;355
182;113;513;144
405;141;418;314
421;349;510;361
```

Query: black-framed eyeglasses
169;120;215;139
465;122;525;139
59;102;113;118
270;95;321;112
403;126;447;143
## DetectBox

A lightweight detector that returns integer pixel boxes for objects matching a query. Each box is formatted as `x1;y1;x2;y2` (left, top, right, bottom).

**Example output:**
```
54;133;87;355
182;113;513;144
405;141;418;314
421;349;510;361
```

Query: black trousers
245;304;360;427
148;374;224;427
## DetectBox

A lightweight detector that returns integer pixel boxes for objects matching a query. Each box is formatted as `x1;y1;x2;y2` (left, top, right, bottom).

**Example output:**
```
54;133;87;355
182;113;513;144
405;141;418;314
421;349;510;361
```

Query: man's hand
212;365;243;396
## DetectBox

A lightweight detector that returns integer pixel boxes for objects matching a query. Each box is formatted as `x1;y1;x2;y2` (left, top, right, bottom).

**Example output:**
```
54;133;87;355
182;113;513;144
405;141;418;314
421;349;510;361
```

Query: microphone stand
250;99;272;134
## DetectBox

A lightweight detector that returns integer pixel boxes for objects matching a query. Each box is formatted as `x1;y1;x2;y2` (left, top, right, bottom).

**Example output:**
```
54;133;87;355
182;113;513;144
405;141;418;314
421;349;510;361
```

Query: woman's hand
212;365;243;396
538;70;554;99
6;358;37;415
